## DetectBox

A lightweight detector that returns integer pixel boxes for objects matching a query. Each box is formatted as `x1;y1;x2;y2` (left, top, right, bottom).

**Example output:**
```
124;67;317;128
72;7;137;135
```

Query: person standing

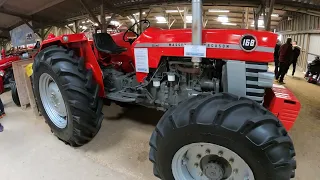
291;41;301;76
276;37;293;84
274;40;281;75
0;98;5;132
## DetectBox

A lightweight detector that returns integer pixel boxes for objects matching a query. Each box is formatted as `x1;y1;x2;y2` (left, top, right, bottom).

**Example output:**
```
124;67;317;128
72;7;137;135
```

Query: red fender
39;33;105;97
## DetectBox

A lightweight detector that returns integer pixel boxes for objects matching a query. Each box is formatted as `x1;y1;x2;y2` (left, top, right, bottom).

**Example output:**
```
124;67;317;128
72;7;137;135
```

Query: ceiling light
250;24;265;28
261;13;279;17
156;16;166;21
156;16;167;23
86;20;90;23
251;20;264;26
82;26;87;30
68;23;73;26
134;12;146;15
130;19;135;23
82;21;85;24
208;9;230;13
222;22;237;26
157;21;168;24
94;23;98;26
110;21;120;26
217;16;229;23
165;10;184;13
105;16;111;19
186;15;192;23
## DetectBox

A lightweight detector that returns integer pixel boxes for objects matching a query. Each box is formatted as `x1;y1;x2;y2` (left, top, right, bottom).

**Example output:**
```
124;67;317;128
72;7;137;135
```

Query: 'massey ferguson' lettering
205;43;230;49
168;43;232;49
134;42;274;53
169;43;188;47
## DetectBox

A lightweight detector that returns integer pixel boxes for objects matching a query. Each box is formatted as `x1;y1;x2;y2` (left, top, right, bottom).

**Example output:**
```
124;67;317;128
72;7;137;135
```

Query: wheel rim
39;73;68;129
172;143;254;180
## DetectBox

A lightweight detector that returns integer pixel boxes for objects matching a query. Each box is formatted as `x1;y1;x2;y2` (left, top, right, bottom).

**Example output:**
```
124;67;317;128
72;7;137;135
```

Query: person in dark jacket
0;98;5;132
274;40;281;75
291;41;301;76
276;37;293;83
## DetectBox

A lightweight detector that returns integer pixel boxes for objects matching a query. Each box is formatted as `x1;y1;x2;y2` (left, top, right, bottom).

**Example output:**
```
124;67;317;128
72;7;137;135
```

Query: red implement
264;84;301;130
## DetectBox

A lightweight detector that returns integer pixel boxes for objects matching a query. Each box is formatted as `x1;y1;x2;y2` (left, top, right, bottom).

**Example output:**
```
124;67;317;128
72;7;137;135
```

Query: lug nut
194;163;199;168
233;169;238;174
205;149;211;154
182;158;188;165
218;151;223;156
229;158;234;163
197;154;202;159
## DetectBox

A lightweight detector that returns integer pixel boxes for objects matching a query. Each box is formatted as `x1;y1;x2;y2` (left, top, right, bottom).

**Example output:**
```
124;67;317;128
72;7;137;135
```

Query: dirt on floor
0;66;319;180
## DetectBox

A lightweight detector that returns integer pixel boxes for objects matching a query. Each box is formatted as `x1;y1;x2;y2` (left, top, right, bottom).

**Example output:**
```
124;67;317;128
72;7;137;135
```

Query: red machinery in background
0;42;40;106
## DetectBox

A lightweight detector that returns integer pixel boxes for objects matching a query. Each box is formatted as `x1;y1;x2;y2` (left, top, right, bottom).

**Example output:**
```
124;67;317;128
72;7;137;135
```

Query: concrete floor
0;67;319;180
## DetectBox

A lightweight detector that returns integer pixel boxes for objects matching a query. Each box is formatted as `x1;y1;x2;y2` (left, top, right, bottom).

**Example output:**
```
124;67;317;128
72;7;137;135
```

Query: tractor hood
132;27;277;62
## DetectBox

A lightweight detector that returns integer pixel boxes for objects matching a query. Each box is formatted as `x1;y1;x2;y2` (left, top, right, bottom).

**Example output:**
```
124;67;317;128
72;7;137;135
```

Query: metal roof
1;0;320;39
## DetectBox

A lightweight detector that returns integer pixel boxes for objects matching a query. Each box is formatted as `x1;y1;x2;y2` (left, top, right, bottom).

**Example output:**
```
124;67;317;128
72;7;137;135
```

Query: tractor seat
93;33;127;54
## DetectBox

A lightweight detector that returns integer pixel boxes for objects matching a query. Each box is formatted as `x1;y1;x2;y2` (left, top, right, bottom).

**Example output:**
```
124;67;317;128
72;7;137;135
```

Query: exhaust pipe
191;0;202;67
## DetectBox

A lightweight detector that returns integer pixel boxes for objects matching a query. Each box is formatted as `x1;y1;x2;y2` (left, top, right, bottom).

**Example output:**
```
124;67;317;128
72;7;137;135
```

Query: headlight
0;71;4;77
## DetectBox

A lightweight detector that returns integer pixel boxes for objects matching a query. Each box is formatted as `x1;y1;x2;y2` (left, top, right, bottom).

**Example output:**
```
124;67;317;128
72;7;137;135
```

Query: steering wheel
123;19;150;43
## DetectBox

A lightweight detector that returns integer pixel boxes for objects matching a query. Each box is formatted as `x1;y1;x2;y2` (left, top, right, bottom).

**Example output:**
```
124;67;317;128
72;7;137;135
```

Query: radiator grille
245;62;268;103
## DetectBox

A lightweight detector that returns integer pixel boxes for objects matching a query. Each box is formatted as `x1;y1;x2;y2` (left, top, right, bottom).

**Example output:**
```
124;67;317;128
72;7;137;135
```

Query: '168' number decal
243;39;255;47
240;35;257;52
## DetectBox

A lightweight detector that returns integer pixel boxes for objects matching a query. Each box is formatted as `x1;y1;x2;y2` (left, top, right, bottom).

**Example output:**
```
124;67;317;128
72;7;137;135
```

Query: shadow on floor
79;104;164;152
104;105;164;126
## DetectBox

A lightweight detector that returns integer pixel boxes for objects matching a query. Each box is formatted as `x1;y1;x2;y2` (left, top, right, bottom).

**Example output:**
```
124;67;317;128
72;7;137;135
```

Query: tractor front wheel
149;93;296;180
33;46;103;147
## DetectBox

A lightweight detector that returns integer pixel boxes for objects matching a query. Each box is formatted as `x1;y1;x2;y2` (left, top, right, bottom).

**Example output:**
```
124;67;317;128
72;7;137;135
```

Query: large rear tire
11;81;20;106
33;45;103;147
149;93;296;180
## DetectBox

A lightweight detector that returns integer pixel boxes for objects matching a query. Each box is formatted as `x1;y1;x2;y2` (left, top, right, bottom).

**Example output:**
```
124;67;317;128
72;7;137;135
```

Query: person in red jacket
276;38;293;84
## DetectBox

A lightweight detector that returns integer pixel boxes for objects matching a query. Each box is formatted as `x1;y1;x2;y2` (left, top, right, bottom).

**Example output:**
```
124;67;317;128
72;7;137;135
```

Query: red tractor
0;53;21;106
32;1;299;179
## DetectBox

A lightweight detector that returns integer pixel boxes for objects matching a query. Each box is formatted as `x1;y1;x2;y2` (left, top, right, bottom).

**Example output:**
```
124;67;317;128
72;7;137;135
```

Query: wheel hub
203;163;224;180
39;73;68;129
172;143;255;180
48;82;67;117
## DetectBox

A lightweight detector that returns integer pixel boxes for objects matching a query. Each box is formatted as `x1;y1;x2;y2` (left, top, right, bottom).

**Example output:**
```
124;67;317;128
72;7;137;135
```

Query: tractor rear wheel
149;93;296;180
33;45;103;147
11;81;20;106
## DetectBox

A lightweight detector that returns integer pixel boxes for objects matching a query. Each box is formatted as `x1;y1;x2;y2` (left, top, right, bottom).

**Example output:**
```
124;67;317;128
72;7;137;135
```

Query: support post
177;7;184;21
73;21;77;33
168;19;176;29
139;9;143;33
183;7;188;29
101;0;106;33
65;25;76;34
245;7;249;29
265;0;275;31
242;11;245;28
254;10;259;30
191;0;202;66
130;14;138;32
44;26;52;38
145;8;152;19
